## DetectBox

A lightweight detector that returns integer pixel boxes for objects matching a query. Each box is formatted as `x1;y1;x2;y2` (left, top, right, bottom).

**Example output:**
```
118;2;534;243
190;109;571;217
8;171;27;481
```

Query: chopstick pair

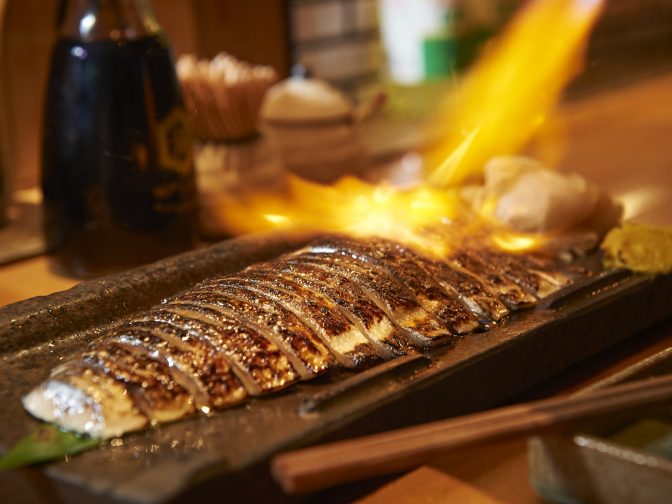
272;372;672;495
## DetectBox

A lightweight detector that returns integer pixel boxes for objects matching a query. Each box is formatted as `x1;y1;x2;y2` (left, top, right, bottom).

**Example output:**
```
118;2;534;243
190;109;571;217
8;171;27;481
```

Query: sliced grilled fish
80;342;196;425
411;254;510;324
294;250;452;346
168;285;335;379
111;323;247;409
23;234;582;440
461;248;572;298
448;251;538;309
267;259;416;357
306;237;482;335
214;273;381;367
138;307;299;396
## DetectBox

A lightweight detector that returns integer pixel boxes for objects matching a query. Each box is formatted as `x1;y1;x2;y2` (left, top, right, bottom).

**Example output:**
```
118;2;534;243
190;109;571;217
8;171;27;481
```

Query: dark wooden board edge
0;231;318;355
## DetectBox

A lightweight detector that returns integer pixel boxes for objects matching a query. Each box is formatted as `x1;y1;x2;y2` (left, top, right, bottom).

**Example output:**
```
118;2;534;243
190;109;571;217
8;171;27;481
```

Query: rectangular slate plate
1;233;671;504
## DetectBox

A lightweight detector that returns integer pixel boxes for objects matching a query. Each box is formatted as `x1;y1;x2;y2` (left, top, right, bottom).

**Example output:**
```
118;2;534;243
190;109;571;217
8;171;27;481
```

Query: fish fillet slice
140;308;298;396
22;367;147;439
309;237;482;335
111;324;247;409
80;344;196;425
166;298;314;380
219;274;380;368
177;285;335;377
412;255;510;323
264;260;415;357
448;252;537;309
462;248;572;298
294;251;451;346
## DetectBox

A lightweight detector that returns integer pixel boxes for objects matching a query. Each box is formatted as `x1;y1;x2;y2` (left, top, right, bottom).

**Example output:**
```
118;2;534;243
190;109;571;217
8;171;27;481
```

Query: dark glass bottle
42;0;196;278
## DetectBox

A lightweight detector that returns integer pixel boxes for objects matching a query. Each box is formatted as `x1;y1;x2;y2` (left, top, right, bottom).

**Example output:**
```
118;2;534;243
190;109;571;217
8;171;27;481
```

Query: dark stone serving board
1;233;671;504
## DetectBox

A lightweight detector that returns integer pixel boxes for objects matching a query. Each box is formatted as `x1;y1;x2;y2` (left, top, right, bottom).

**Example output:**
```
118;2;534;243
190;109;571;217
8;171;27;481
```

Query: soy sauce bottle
42;0;196;278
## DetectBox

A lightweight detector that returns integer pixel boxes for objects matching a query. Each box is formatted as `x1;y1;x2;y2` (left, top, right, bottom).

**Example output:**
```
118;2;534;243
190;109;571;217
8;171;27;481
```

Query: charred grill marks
219;274;380;368
169;287;334;378
294;251;451;346
310;237;483;335
272;259;415;357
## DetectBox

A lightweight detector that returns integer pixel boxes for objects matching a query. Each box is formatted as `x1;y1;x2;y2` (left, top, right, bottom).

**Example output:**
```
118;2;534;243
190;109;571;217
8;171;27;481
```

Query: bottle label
156;107;193;176
151;106;196;215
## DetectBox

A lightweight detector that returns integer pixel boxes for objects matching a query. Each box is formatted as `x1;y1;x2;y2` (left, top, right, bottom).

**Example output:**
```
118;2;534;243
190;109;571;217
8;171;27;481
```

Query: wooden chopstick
272;372;672;495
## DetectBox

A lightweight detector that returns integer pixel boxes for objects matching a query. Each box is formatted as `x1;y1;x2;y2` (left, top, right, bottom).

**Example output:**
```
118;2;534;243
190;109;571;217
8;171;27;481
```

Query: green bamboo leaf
0;425;100;471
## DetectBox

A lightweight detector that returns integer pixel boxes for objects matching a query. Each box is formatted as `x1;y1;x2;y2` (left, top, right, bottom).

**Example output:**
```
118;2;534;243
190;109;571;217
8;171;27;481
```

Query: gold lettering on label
155;107;193;176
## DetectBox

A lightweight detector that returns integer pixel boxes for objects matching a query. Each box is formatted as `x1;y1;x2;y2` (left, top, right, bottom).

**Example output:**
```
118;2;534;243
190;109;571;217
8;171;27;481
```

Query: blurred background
0;0;671;276
2;0;672;193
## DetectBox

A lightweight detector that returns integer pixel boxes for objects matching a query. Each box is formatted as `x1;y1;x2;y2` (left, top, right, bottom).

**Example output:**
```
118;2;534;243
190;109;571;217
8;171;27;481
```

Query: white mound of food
464;156;622;236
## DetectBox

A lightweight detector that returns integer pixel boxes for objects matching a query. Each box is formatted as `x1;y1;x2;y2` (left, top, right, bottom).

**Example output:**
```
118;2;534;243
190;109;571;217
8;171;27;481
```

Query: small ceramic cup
260;78;370;183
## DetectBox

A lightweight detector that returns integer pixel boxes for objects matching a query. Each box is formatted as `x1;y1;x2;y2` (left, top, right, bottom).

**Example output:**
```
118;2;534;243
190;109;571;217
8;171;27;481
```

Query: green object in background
0;424;100;471
422;27;495;79
422;33;458;79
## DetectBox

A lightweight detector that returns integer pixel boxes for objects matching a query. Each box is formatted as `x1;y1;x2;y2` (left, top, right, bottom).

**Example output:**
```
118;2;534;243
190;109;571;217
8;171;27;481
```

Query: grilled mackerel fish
23;236;581;438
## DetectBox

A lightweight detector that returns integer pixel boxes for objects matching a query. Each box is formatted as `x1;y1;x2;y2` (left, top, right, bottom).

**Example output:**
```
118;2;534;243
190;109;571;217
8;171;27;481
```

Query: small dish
529;347;672;504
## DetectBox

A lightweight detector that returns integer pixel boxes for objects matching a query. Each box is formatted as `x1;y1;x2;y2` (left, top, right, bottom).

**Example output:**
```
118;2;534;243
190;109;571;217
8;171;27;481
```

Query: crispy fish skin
309;237;482;335
295;250;452;346
111;324;247;409
411;254;510;324
461;248;571;298
140;307;299;396
269;259;416;357
80;342;196;424
168;285;335;378
222;272;381;367
448;251;537;309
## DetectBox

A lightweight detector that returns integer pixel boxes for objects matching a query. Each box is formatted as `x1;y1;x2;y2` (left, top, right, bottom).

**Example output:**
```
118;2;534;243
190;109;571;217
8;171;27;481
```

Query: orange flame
220;175;470;257
218;0;605;255
427;0;605;186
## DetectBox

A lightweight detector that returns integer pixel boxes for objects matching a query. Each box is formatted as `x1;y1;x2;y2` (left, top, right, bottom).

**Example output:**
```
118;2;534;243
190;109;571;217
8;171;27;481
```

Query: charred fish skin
222;271;383;367
308;237;482;336
206;276;366;369
165;299;315;380
112;323;247;409
80;342;196;425
411;254;510;325
138;307;299;396
265;258;416;358
293;251;452;347
460;248;571;298
368;239;482;335
448;251;537;310
167;286;335;378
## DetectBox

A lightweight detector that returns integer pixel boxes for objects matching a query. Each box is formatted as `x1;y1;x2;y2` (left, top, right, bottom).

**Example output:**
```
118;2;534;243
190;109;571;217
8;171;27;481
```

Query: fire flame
217;0;605;256
219;175;470;257
427;0;604;186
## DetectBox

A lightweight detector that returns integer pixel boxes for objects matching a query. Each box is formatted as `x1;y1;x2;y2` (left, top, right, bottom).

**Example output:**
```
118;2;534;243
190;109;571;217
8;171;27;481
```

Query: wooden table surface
1;72;672;503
